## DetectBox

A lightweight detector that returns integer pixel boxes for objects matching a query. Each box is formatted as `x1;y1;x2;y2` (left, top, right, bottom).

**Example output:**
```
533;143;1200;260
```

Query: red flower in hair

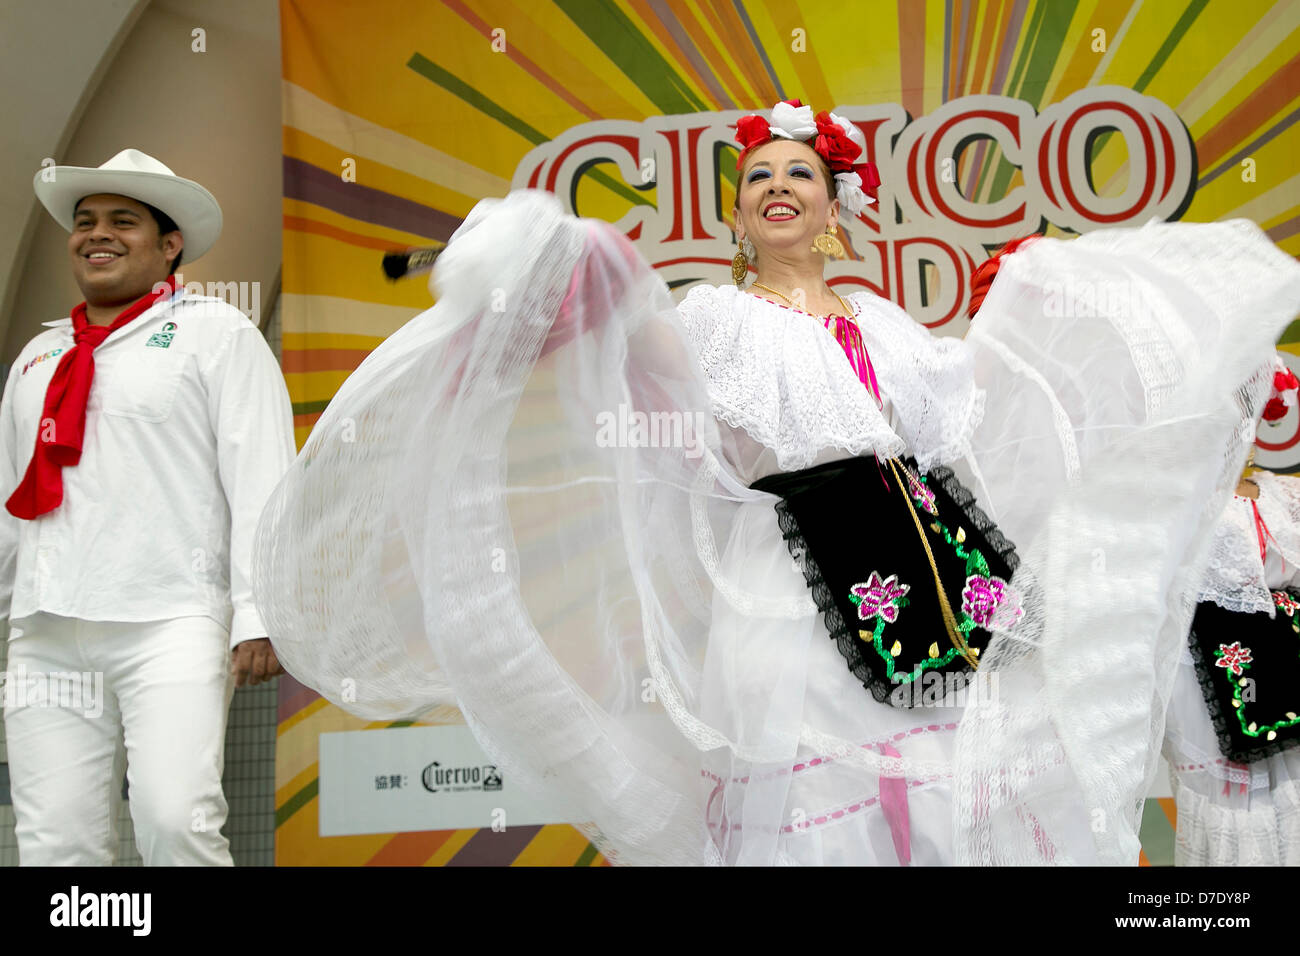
856;161;881;198
735;115;772;151
735;115;773;169
812;111;860;170
1275;368;1299;393
1264;397;1290;422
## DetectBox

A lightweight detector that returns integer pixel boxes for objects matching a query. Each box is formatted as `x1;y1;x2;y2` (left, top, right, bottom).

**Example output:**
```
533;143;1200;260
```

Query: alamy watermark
595;404;708;458
50;886;150;935
1041;278;1157;320
1;666;104;718
154;273;261;324
888;667;999;708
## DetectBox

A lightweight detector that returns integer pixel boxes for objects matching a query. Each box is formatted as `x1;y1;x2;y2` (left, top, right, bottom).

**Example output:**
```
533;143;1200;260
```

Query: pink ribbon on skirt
877;742;912;865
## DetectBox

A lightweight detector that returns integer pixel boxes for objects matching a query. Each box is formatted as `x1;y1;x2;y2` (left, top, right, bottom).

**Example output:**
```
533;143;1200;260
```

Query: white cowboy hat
33;148;223;261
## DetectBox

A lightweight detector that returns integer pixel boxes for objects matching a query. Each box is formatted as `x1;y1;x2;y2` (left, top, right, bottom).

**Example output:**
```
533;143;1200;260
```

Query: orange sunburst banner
276;0;1300;866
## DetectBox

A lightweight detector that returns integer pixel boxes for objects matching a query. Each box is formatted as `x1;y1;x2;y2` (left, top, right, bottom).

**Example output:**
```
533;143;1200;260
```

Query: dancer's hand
232;637;284;687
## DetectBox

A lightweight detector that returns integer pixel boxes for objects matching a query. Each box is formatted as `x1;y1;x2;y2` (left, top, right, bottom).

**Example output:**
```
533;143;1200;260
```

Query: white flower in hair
769;101;817;140
834;171;875;214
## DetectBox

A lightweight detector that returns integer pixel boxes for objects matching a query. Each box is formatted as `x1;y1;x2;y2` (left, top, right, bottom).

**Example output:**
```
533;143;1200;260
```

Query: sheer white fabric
252;190;1300;865
1164;471;1300;865
956;221;1298;864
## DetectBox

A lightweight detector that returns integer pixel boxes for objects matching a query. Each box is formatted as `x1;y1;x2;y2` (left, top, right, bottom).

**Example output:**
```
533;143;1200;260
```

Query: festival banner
276;0;1300;865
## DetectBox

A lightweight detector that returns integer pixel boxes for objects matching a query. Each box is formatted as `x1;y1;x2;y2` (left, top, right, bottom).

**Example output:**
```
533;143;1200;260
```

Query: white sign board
318;725;577;837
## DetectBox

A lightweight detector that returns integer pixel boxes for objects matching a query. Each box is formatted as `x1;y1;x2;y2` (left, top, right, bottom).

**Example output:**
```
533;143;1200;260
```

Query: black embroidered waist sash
751;456;1021;708
1188;593;1300;763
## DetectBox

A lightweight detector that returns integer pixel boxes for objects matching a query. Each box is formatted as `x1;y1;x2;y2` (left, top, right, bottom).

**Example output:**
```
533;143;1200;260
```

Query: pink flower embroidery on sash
850;572;910;624
961;574;1023;630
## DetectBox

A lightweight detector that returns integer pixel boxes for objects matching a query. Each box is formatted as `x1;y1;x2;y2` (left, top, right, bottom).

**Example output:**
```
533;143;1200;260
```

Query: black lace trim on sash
770;498;891;700
768;460;1019;706
1188;594;1300;764
928;465;1020;574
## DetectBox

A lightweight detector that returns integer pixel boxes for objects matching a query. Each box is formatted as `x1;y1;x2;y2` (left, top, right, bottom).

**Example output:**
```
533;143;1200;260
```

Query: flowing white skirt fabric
252;190;1300;865
955;223;1300;864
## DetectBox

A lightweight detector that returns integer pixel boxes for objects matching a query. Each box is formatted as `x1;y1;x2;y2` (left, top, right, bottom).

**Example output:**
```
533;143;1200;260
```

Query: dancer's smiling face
69;194;181;307
734;138;839;263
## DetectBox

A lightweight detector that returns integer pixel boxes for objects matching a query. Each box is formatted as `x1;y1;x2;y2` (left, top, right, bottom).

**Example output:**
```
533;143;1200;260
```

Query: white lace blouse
675;284;984;484
1198;470;1300;615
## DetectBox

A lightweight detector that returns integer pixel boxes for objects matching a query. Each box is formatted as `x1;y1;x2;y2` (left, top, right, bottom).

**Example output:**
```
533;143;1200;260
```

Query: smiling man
0;149;295;865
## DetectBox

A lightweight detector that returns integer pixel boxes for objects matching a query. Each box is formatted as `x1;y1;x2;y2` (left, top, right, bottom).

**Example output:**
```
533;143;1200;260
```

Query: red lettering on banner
832;246;890;300
1030;87;1193;233
513;89;1196;333
543;134;641;194
907;137;929;217
1255;355;1300;472
686;126;712;241
1057;101;1155;224
849;117;895;234
1256;431;1300;452
893;237;973;327
657;129;684;242
1038;120;1058;207
924;110;1027;229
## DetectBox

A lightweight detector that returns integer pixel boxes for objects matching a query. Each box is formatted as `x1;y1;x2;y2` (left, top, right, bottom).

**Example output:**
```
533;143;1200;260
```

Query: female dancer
1164;369;1300;864
253;101;1300;865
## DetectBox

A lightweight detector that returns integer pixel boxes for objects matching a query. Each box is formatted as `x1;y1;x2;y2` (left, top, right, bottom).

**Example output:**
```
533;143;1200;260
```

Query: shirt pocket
101;349;188;423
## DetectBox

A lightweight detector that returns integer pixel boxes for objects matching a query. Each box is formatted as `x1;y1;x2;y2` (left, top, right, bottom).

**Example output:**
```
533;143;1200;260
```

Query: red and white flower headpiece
1262;356;1299;424
735;100;881;216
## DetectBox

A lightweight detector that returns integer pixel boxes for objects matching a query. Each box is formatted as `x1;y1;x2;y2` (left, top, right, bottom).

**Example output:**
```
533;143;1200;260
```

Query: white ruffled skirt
701;499;968;865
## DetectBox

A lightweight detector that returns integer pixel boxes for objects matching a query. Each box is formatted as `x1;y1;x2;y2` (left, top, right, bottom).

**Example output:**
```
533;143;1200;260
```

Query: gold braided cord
885;457;980;671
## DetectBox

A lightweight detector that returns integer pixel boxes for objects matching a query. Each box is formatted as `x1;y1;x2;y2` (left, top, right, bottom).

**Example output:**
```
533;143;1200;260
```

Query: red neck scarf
6;275;179;520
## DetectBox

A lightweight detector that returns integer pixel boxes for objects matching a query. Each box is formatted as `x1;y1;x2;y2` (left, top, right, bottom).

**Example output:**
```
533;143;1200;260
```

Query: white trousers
3;613;235;865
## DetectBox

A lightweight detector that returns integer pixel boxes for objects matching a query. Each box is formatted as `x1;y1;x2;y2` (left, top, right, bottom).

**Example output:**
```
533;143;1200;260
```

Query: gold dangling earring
732;236;753;285
732;249;748;285
812;226;847;260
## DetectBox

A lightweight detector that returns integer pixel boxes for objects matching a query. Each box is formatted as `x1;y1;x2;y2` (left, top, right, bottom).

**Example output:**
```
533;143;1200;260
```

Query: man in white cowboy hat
0;149;295;865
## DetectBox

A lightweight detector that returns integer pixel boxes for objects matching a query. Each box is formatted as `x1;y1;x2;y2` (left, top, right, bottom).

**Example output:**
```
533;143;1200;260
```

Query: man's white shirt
0;287;295;648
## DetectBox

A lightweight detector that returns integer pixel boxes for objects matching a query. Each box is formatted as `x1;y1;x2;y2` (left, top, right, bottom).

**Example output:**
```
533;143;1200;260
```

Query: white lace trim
1174;777;1300;866
1199;472;1300;614
676;284;982;471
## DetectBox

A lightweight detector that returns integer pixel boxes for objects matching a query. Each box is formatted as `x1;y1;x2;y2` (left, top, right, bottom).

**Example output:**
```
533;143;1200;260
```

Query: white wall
0;0;148;349
2;0;283;362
